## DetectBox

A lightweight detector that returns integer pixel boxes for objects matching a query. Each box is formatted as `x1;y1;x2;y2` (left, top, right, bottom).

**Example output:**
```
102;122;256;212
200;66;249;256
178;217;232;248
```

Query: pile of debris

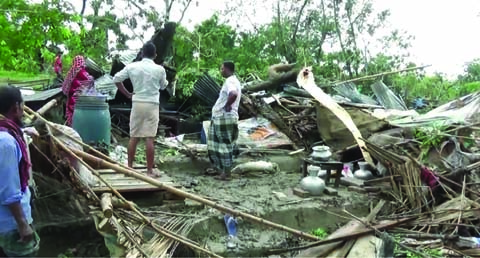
172;64;480;257
18;27;480;255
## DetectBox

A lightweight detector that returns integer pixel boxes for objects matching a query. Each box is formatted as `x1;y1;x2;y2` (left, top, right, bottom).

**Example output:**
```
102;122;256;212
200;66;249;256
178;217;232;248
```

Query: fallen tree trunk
296;67;374;166
243;63;300;92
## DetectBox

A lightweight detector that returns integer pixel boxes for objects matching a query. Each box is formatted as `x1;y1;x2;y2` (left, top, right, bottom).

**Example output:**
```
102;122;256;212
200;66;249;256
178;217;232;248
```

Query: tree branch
126;0;144;12
291;0;310;47
177;0;193;24
164;0;175;22
81;0;87;16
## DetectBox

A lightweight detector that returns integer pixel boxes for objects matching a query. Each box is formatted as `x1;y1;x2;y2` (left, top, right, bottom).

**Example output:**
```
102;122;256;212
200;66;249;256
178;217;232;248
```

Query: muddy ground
36;140;371;257
146;142;370;257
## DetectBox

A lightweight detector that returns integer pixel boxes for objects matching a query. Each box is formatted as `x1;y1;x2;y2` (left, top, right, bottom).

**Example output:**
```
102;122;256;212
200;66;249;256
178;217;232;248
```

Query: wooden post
100;193;113;218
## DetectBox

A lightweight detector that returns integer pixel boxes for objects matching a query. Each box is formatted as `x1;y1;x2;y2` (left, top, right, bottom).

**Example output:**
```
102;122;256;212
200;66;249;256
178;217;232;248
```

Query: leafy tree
0;0;78;72
459;58;480;82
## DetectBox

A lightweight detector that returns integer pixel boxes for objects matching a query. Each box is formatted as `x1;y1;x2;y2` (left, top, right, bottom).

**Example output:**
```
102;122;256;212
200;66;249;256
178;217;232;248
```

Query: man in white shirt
113;42;168;177
207;61;242;180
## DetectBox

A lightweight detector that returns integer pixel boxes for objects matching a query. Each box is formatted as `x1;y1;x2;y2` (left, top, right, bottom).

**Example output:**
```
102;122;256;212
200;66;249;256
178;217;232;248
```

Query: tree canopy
1;0;480;106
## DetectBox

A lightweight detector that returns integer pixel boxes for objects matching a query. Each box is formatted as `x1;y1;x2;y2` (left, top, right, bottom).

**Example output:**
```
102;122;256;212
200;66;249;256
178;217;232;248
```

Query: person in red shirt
53;52;63;78
61;56;94;126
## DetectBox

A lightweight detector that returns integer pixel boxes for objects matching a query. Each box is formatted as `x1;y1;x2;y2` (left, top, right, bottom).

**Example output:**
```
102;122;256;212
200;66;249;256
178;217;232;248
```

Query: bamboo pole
40;125;151;258
24;105;320;241
101;193;113;218
36;98;59;116
51;135;222;258
296;67;375;166
72;148;320;241
327;65;432;87
112;197;135;209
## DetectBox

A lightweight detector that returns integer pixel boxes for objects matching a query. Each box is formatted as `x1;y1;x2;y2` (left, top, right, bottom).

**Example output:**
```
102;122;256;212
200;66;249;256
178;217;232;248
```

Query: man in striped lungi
207;61;241;180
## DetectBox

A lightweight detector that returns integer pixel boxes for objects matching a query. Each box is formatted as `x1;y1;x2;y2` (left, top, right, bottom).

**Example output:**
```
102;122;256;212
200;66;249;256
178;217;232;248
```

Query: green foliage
459;58;480;82
393;235;443;257
162;148;179;156
57;248;75;258
136;147;146;164
311;227;328;239
0;0;77;72
394;247;442;258
414;123;448;161
0;70;50;81
376;69;480;109
172;15;281;98
2;0;480;108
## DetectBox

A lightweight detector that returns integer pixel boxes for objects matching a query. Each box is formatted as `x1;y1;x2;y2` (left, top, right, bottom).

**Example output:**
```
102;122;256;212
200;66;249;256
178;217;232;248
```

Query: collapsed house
8;21;480;257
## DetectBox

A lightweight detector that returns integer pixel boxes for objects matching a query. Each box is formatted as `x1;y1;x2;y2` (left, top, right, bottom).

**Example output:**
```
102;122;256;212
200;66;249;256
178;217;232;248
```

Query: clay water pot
354;161;374;180
310;146;332;161
300;168;326;196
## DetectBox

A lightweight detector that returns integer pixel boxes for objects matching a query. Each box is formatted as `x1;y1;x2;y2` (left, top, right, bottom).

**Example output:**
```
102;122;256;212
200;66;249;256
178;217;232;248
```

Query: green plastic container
72;95;111;146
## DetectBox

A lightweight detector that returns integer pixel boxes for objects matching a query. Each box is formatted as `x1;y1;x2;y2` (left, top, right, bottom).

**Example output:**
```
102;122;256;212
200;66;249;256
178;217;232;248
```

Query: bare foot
214;173;231;181
147;170;162;178
204;168;217;175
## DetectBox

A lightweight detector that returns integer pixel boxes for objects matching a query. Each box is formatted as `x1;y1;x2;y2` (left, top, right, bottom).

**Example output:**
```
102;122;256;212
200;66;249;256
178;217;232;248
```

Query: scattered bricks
293;187;310;198
324;186;338;196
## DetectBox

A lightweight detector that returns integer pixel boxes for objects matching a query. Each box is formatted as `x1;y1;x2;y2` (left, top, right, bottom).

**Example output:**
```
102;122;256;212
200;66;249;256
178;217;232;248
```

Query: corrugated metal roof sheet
23;88;62;102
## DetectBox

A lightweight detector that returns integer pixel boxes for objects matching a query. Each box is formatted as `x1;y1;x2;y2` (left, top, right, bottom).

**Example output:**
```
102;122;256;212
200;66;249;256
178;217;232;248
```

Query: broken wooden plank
96;166;151;174
296;67;374;166
95;181;177;188
97;173;130;180
337;200;385;257
92;165;178;193
92;185;162;193
97;178;162;185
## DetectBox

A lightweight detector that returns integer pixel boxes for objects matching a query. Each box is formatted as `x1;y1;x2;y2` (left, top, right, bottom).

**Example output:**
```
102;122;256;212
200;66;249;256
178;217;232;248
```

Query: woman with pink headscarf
62;56;94;126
